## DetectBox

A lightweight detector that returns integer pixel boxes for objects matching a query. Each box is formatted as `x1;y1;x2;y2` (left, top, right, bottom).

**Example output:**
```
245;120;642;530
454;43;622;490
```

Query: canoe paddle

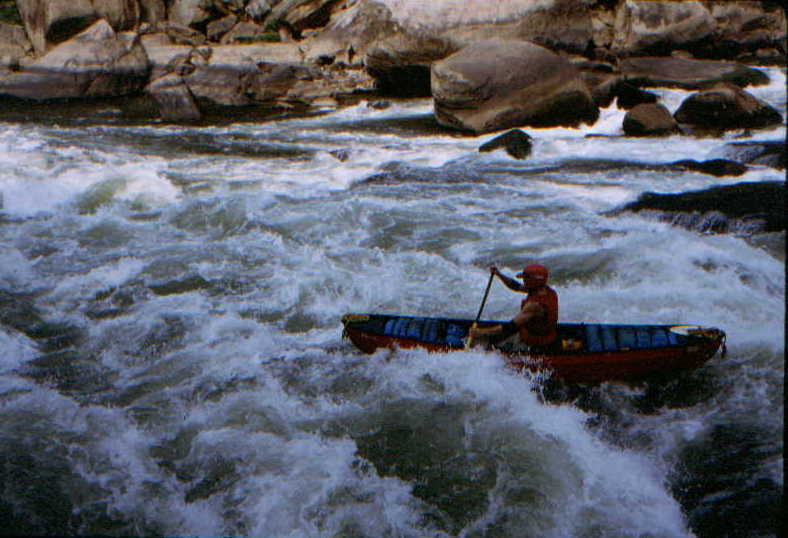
465;270;495;349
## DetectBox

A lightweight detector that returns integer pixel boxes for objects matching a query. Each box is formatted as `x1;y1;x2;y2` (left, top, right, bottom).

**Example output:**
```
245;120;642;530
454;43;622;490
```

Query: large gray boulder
0;19;149;100
674;83;783;131
431;40;598;133
16;0;141;54
619;56;770;90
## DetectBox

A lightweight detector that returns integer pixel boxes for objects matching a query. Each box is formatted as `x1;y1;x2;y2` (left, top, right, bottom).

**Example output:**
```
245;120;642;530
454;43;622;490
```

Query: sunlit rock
432;40;598;133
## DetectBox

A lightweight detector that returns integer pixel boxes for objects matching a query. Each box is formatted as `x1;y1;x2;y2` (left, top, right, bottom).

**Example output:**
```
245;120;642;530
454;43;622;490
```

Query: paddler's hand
489;266;500;277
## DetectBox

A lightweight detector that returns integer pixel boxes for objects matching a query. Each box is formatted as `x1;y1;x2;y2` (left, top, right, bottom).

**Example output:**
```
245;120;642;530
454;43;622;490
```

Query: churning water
0;68;784;537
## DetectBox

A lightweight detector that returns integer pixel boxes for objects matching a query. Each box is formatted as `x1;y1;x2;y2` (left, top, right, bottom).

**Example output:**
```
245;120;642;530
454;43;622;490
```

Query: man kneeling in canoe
468;264;559;352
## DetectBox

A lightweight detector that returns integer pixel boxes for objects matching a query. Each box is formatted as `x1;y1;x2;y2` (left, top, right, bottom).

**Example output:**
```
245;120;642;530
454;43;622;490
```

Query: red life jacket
519;285;559;346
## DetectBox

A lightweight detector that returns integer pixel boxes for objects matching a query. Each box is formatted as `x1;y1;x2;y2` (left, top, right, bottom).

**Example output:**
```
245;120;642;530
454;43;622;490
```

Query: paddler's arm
490;266;525;292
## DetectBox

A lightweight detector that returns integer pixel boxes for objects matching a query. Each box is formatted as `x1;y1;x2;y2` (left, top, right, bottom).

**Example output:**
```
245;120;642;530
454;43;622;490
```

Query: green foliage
0;0;22;25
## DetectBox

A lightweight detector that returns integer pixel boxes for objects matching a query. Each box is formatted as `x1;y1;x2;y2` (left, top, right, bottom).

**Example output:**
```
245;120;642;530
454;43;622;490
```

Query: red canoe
341;313;727;383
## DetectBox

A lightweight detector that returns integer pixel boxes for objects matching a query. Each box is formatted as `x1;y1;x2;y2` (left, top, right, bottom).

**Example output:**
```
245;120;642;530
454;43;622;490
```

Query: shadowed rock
479;129;533;160
720;140;785;170
617;181;785;233
674;83;783;130
668;159;747;177
620;56;770;89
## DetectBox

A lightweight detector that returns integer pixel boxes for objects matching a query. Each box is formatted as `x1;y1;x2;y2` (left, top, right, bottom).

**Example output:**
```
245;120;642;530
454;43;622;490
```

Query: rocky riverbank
0;0;785;128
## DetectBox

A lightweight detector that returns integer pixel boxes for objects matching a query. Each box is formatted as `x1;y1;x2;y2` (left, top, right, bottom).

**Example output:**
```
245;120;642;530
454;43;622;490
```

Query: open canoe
341;313;726;383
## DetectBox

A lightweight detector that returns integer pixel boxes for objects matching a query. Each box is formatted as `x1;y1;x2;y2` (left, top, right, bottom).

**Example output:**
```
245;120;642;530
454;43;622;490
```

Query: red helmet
516;264;549;289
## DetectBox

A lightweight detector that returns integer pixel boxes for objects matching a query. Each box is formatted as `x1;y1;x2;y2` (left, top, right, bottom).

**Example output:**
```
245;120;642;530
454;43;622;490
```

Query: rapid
0;68;784;537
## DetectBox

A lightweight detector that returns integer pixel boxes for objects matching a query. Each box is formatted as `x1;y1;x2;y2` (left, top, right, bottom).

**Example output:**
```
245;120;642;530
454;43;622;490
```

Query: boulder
139;0;167;27
169;0;213;29
478;129;533;160
719;140;786;170
619;56;770;90
668;159;746;177
0;22;33;70
147;72;201;121
673;83;782;130
617;181;785;233
246;0;272;22
622;103;679;137
302;0;594;91
431;40;599;133
614;81;658;110
220;21;269;44
269;0;340;36
0;19;150;100
207;14;237;42
16;0;141;54
704;2;787;61
612;1;716;57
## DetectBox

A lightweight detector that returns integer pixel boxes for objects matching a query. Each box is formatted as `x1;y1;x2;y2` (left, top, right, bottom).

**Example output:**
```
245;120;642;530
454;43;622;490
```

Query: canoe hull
341;314;726;383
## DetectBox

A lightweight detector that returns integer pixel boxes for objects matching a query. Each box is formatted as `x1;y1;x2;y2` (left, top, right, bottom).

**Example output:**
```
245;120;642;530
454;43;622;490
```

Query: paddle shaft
467;271;495;348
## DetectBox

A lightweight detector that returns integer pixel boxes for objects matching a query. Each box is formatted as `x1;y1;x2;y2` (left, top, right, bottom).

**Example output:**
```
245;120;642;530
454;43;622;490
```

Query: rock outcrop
674;83;783;131
16;0;141;54
431;40;598;133
0;19;149;100
617;181;785;233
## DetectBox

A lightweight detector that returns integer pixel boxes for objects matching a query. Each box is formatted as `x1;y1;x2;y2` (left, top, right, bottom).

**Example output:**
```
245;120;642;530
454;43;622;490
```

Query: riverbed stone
668;159;746;177
478;129;533;160
0;19;149;100
622;103;679;137
720;140;786;170
432;40;598;133
674;83;783;131
619;56;770;90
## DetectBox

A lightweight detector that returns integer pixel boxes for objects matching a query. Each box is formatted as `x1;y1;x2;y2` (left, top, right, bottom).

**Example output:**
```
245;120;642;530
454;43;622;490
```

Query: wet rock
432;40;598;133
0;20;149;100
674;83;783;131
147;72;201;122
623;103;679;137
617;181;785;233
478;129;533;160
619;56;770;89
720;140;785;170
614;81;658;110
669;159;747;177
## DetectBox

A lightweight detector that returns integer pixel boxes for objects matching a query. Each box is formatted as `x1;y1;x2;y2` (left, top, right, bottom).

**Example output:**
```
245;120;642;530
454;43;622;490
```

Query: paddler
468;264;559;351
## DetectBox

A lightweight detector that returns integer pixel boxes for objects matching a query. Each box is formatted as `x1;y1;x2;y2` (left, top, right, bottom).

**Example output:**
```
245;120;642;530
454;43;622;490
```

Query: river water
0;68;784;537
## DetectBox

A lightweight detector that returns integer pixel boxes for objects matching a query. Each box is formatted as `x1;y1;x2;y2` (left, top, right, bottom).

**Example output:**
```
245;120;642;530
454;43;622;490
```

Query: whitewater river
0;68;784;537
